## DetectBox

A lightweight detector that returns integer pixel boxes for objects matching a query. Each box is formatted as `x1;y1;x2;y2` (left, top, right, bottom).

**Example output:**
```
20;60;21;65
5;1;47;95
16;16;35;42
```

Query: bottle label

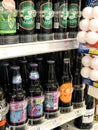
40;2;54;29
29;72;39;80
68;4;79;28
59;4;68;28
0;99;6;109
0;99;6;121
0;119;6;127
82;108;94;123
59;83;73;103
27;96;44;117
10;100;27;124
95;104;98;115
0;0;16;34
12;75;22;84
44;91;59;111
19;1;36;30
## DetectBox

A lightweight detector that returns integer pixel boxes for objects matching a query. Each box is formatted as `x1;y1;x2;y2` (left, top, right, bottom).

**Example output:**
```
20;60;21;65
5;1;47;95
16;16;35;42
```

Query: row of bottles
0;0;88;44
0;50;86;129
0;50;97;129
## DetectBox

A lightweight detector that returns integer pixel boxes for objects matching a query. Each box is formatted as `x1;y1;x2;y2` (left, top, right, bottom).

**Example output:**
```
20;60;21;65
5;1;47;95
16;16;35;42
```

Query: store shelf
0;38;78;60
26;106;86;130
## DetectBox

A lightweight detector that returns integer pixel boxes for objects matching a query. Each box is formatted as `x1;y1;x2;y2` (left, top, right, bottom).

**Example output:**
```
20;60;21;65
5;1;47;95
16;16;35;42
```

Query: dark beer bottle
0;87;7;130
53;0;68;39
59;58;73;113
72;68;84;108
74;84;95;129
0;0;18;45
16;0;36;42
44;60;59;118
35;0;54;41
19;58;28;91
35;56;44;86
68;0;79;37
1;62;10;92
27;63;44;124
6;66;27;126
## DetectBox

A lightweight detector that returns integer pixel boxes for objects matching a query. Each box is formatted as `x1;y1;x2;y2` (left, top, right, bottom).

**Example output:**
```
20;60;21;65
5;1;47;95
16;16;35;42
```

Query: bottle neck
20;63;28;86
2;65;10;88
48;63;56;83
73;68;82;86
62;59;72;82
12;70;22;89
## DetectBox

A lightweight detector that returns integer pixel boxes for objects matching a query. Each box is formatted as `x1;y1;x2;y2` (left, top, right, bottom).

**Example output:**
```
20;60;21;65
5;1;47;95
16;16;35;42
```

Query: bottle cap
47;60;55;64
2;63;9;66
29;63;38;67
11;66;20;70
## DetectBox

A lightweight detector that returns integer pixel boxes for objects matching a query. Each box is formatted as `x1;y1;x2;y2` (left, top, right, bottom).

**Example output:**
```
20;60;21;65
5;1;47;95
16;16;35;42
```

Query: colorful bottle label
68;4;79;28
10;100;27;124
12;75;22;84
19;1;36;30
0;0;16;34
82;108;94;123
40;2;54;29
59;83;73;103
27;96;44;117
44;91;59;111
59;3;68;28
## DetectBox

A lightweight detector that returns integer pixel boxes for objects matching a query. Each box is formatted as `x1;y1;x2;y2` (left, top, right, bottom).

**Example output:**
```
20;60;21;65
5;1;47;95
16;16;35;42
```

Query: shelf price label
78;43;89;54
75;110;82;117
78;43;98;55
82;78;98;88
52;118;60;127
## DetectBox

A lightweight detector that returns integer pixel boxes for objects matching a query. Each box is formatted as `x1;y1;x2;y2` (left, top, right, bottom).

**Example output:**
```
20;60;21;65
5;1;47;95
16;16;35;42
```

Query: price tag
52;119;60;127
78;43;89;54
88;85;98;99
75;110;82;117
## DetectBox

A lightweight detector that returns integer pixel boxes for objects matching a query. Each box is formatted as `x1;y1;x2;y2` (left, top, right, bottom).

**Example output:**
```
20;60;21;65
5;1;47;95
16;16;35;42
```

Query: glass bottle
59;58;73;113
53;0;68;39
35;57;44;86
44;60;59;118
19;58;28;91
68;0;79;37
6;66;27;126
1;62;10;92
0;0;18;45
16;0;36;43
72;67;84;108
74;84;95;129
0;87;7;130
35;0;54;41
27;63;44;124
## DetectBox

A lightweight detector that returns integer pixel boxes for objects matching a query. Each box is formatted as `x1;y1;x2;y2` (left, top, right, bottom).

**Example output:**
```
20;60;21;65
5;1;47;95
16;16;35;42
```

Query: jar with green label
16;0;37;43
0;0;18;44
35;0;54;41
53;0;68;39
